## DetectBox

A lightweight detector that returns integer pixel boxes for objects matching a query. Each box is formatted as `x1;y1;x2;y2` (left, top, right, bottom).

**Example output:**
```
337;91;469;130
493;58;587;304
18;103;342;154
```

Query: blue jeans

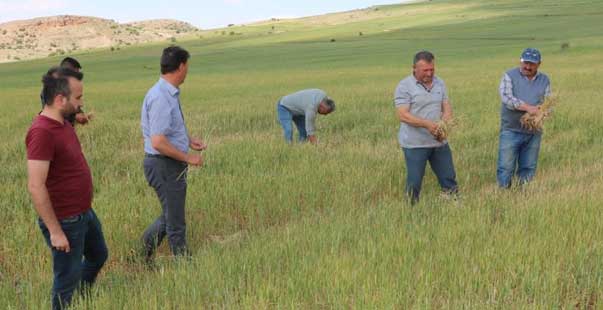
496;129;542;188
38;209;108;310
277;103;307;143
402;144;458;204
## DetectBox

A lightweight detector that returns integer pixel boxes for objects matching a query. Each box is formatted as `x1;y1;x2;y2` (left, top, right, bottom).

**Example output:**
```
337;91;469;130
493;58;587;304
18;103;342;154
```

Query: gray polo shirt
279;88;327;136
394;75;449;148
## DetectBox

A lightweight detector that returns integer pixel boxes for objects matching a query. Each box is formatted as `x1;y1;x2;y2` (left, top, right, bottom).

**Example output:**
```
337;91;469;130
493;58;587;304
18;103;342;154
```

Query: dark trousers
402;144;458;204
38;209;108;310
142;155;189;257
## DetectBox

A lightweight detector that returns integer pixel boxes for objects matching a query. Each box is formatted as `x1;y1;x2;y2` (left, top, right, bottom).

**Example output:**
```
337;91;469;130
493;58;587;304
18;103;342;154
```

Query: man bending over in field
276;88;336;144
27;68;108;310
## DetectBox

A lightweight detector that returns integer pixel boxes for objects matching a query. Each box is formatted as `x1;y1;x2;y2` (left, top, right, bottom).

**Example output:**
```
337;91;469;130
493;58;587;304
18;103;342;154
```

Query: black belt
40;211;87;225
60;214;84;224
145;154;185;165
145;153;168;159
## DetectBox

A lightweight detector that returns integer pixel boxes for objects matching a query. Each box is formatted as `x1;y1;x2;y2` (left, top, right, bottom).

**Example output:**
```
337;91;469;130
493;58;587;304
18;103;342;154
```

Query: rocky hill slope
0;15;199;63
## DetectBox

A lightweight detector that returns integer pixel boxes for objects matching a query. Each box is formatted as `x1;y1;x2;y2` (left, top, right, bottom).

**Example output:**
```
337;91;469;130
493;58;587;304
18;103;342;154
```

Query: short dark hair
160;46;190;74
46;66;61;77
323;98;336;112
46;66;83;80
413;50;435;65
60;57;82;71
56;67;84;81
41;67;84;105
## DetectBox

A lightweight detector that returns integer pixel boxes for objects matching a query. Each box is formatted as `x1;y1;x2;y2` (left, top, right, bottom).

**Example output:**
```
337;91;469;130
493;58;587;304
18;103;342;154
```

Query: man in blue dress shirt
140;46;206;260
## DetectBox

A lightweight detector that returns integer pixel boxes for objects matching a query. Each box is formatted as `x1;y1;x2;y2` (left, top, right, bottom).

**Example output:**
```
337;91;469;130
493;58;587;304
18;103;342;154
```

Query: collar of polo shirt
413;75;435;92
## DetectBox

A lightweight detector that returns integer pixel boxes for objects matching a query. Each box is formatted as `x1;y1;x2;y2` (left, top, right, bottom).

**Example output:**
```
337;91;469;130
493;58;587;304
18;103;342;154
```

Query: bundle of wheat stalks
434;117;459;142
520;95;557;131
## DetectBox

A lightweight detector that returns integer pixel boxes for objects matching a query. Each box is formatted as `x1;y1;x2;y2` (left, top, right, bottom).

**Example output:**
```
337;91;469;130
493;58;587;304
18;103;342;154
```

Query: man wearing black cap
497;48;551;188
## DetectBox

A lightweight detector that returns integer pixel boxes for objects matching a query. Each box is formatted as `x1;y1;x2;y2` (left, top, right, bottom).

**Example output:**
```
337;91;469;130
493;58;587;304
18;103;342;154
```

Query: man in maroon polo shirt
26;68;108;310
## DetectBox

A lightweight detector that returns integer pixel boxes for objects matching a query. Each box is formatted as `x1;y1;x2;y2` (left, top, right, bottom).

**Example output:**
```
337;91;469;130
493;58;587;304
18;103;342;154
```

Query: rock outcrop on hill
0;15;199;63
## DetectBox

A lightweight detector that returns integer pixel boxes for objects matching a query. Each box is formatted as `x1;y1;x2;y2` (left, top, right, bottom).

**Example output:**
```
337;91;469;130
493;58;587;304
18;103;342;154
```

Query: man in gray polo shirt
140;46;206;261
276;88;335;144
497;48;551;188
394;50;458;204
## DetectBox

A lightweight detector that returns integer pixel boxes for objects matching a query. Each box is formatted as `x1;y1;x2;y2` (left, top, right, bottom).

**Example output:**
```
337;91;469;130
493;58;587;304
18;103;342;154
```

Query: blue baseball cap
520;48;541;63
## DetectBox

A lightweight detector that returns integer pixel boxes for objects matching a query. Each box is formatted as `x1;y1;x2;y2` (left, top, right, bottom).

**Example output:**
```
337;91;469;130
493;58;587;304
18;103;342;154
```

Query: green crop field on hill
1;0;603;308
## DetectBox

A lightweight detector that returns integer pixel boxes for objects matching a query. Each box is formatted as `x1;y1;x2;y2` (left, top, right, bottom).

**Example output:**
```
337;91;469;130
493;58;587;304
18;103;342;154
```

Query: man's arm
74;112;93;125
440;81;453;122
147;96;202;165
394;82;439;135
516;103;539;115
27;160;70;252
544;84;551;98
188;136;207;151
499;73;539;115
441;99;453;122
541;84;553;115
151;135;202;166
397;105;439;137
305;110;318;145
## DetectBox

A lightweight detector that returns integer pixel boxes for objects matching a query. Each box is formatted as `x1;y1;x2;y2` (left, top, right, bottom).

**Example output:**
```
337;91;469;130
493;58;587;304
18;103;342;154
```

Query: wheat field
1;0;603;308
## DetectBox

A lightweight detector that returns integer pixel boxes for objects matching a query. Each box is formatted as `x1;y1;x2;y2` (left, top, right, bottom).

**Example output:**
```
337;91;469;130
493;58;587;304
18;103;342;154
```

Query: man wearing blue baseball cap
497;48;551;188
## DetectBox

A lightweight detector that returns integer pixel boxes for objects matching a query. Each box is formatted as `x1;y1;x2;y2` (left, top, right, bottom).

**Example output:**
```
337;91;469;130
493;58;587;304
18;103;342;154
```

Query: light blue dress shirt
141;78;189;155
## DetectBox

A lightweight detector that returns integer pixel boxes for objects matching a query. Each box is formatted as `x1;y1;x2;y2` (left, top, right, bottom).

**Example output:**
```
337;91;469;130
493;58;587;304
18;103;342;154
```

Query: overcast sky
0;0;408;29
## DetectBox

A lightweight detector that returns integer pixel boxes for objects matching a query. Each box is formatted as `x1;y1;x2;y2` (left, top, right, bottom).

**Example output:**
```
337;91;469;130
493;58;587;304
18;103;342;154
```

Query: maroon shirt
26;115;93;219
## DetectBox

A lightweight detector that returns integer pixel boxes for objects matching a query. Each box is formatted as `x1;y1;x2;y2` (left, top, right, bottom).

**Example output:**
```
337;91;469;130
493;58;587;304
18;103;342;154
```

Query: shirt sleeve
147;95;173;136
542;83;553;113
394;82;412;107
26;128;54;161
441;80;450;103
318;90;327;101
544;83;551;98
305;109;317;136
499;73;522;110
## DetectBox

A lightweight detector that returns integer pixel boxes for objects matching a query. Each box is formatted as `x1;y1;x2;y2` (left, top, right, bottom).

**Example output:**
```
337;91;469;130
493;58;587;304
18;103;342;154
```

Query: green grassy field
2;0;603;308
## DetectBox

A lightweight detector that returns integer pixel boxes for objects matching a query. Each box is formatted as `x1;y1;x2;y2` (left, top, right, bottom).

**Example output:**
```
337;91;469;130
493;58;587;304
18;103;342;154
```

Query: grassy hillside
1;0;603;308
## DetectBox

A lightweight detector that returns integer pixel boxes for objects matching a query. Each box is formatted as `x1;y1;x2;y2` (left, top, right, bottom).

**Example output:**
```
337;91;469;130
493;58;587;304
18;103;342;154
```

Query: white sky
0;0;408;29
